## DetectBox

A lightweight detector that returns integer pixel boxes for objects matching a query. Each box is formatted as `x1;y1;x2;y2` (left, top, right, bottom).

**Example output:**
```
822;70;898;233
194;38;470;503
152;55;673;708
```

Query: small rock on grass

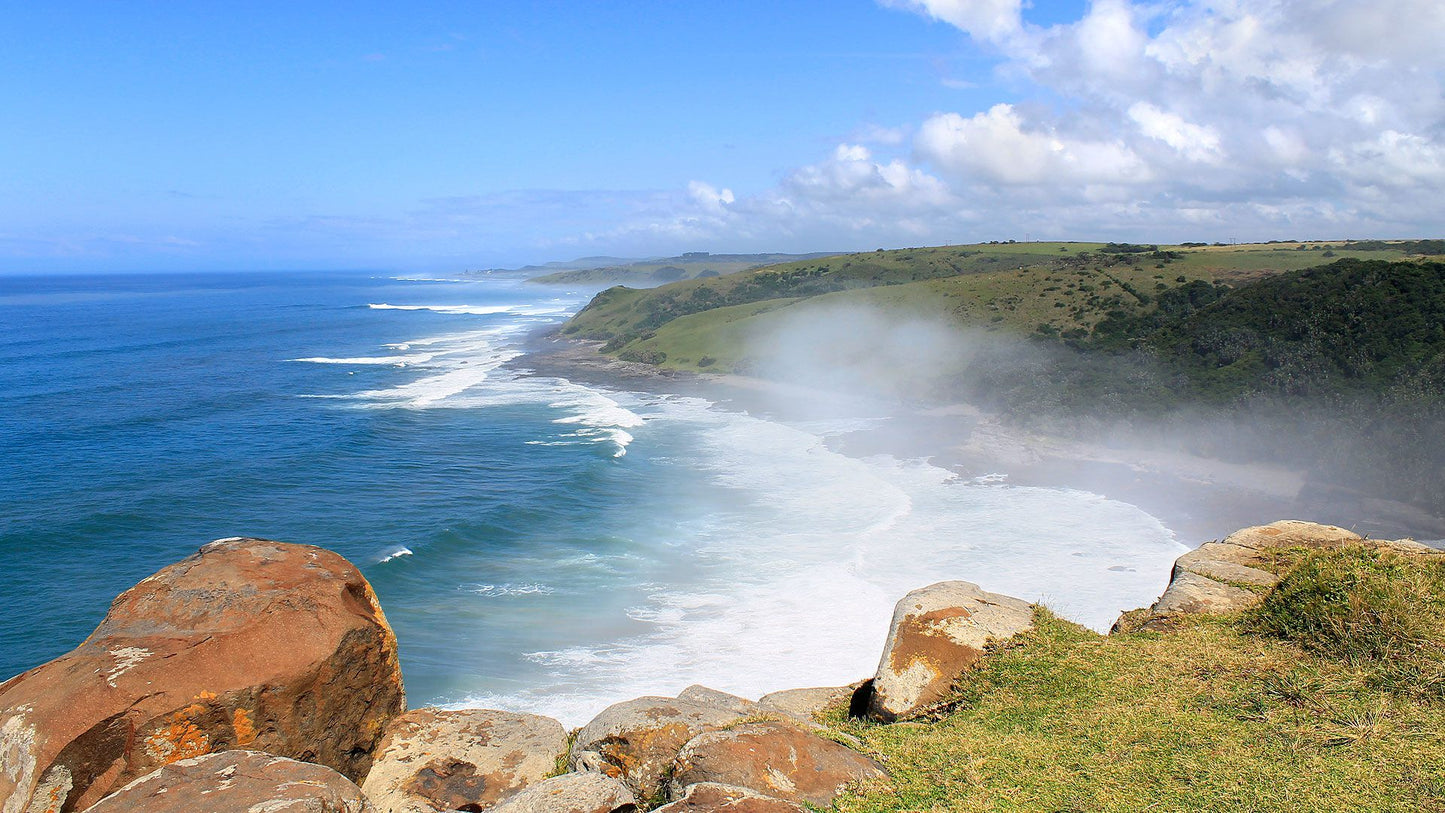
866;580;1034;721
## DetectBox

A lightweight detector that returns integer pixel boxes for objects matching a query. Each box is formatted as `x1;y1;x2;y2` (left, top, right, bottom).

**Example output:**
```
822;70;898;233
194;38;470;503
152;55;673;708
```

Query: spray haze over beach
3;0;1444;733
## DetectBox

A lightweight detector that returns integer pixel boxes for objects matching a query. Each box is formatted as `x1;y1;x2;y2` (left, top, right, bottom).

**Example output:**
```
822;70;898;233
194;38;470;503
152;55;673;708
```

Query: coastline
511;330;1445;546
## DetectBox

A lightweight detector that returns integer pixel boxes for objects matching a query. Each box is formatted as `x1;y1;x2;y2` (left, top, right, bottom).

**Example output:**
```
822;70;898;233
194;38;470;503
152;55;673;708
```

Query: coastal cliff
4;521;1443;811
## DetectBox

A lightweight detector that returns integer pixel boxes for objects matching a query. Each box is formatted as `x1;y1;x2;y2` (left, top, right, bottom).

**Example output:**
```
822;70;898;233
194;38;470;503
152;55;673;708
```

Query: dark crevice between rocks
848;680;875;720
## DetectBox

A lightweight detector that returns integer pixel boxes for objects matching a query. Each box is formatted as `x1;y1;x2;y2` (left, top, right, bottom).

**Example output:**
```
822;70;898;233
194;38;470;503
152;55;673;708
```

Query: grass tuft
1247;546;1445;697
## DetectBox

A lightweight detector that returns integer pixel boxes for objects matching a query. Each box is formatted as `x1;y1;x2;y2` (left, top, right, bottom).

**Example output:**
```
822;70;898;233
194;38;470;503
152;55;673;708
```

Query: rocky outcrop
570;697;746;802
756;685;856;722
487;772;637;813
864;581;1034;721
668;722;884;807
653;782;804;813
78;750;373;813
675;686;760;716
361;708;567;813
1125;520;1443;629
0;537;405;813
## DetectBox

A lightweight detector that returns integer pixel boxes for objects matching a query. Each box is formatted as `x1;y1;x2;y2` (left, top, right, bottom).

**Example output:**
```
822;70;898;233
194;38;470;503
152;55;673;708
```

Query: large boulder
487;772;637;813
361;708;568;813
668;722;884;807
79;750;373;812
653;782;804;813
865;581;1034;721
570;697;745;802
0;538;405;813
1125;520;1443;630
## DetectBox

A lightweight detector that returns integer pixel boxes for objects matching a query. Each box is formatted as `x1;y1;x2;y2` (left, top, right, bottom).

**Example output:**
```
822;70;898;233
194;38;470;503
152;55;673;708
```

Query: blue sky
2;1;1441;272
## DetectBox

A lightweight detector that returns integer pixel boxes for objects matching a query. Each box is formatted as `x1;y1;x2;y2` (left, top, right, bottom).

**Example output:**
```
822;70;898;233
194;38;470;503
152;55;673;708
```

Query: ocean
0;270;1185;726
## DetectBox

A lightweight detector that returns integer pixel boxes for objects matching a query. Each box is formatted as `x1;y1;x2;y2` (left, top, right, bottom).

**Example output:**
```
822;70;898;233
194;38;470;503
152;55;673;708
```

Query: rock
1147;570;1261;617
361;708;568;813
0;537;405;813
79;750;373;812
757;685;857;722
487;772;637;813
865;581;1034;721
1127;520;1445;630
570;697;745;802
675;686;760;716
668;722;883;807
654;782;804;813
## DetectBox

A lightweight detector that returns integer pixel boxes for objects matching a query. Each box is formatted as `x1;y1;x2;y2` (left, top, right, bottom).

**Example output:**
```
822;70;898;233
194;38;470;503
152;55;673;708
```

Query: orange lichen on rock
145;707;212;764
232;708;257;747
887;606;979;676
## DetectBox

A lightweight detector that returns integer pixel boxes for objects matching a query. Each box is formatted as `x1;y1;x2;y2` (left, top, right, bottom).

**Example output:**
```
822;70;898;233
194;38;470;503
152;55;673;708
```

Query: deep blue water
0;270;1185;725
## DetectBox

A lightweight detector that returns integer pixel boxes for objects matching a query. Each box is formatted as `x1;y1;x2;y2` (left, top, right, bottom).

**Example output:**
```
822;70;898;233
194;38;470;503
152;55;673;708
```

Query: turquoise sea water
0;270;1186;725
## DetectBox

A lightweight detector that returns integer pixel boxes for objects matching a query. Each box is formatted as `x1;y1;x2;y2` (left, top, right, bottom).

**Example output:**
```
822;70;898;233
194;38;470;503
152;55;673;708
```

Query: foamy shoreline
510;332;1445;545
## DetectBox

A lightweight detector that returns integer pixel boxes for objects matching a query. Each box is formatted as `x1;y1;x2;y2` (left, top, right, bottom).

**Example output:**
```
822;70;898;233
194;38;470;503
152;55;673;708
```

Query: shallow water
0;270;1185;725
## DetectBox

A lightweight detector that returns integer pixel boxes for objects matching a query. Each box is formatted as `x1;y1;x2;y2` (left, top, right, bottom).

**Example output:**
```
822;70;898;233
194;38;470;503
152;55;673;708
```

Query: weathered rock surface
757;685;856;722
654;782;804;813
865;581;1034;721
78;750;373;813
0;537;405;813
361;708;567;813
487;772;637;813
675;685;760;716
570;697;745;801
1129;520;1444;630
668;722;884;807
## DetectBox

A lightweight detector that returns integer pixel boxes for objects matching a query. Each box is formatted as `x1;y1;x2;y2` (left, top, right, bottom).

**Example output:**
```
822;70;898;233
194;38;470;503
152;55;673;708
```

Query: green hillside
563;240;1430;374
526;251;837;286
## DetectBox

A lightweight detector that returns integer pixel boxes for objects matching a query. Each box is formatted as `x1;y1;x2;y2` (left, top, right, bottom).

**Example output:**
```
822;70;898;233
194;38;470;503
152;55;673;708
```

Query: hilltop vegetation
563;240;1434;371
526;251;838;286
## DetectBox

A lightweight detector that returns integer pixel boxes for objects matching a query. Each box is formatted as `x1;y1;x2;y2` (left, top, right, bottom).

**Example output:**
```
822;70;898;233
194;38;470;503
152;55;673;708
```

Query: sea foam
445;392;1187;727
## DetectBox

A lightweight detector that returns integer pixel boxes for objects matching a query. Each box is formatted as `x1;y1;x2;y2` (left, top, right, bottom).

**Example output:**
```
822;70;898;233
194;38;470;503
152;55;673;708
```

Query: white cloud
688;181;735;215
1330;131;1445;189
1128;103;1223;163
1073;0;1148;82
561;0;1445;257
879;0;1023;43
918;104;1151;186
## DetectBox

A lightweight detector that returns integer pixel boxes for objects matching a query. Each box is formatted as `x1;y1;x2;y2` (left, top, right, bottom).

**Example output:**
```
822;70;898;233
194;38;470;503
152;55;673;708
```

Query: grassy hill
562;240;1431;372
818;544;1445;812
526;251;838;286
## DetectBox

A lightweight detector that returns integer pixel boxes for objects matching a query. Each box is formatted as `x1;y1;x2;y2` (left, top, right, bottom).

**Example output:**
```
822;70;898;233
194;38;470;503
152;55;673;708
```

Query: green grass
806;548;1445;812
821;608;1445;812
1249;546;1445;698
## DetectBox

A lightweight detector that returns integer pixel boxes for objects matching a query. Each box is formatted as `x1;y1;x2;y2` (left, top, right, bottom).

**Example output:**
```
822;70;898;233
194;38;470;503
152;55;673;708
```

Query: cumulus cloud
1127;103;1222;163
878;0;1024;44
574;0;1444;254
918;104;1151;186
